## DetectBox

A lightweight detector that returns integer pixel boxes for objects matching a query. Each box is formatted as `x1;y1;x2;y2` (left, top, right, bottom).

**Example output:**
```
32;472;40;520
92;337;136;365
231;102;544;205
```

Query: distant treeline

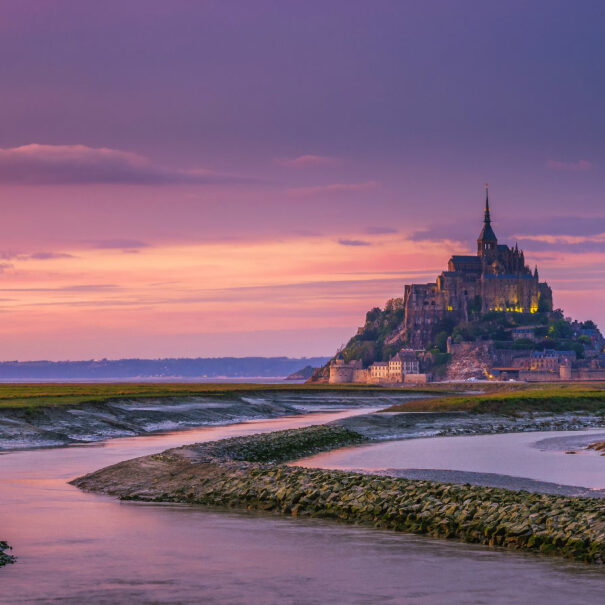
0;357;330;380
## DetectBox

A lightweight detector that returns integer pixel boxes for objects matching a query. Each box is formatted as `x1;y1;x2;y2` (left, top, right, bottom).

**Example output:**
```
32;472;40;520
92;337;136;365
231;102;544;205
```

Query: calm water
295;430;605;489
1;408;604;604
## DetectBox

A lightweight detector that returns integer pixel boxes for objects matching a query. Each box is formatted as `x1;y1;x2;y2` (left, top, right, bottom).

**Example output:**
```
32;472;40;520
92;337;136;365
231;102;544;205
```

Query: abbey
403;187;553;348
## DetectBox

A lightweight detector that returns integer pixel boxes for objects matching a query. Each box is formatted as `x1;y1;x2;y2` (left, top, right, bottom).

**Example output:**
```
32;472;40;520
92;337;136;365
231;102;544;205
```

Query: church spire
484;183;491;224
477;183;497;256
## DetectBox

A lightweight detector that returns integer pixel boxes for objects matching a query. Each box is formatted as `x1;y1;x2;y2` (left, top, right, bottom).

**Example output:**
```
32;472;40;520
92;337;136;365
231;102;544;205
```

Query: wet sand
2;405;605;603
294;429;605;495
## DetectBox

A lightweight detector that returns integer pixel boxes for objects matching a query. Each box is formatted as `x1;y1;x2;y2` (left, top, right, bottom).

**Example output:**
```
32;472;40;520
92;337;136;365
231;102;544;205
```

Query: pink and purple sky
1;1;604;360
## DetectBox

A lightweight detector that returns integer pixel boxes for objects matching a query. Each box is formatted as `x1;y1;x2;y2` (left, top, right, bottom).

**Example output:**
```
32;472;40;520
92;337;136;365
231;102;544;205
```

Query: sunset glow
0;1;604;359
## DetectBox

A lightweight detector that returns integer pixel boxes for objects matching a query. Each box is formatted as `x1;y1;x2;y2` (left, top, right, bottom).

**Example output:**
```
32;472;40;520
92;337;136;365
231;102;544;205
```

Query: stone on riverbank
72;425;605;564
0;541;15;566
587;440;605;455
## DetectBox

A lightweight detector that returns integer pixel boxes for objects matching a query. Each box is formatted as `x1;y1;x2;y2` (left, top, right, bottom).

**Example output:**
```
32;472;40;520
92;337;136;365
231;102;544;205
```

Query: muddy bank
336;410;605;440
0;391;400;451
73;426;605;564
363;469;605;498
588;440;605;454
0;541;14;566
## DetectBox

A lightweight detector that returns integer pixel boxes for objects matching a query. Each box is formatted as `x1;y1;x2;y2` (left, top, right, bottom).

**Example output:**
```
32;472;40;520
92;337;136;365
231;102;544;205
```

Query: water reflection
296;430;605;489
1;408;604;604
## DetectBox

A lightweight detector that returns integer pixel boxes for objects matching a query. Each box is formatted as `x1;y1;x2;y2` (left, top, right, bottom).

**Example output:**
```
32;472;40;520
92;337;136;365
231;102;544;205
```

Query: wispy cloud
0;251;75;261
27;252;75;260
90;239;149;250
337;238;372;247
512;233;605;245
275;154;341;168
365;226;398;235
0;284;119;292
546;159;592;172
287;180;379;198
0;144;255;185
408;226;468;244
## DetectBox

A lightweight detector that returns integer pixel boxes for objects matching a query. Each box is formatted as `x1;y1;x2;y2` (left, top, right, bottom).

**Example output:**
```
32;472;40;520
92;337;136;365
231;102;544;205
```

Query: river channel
1;403;604;604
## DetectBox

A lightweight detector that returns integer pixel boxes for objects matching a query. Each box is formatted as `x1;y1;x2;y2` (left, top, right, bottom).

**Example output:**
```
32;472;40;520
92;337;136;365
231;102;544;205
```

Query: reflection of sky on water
296;430;605;489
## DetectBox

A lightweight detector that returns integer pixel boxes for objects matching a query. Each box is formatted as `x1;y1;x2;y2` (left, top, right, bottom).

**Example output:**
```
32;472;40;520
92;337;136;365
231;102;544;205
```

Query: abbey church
403;187;553;347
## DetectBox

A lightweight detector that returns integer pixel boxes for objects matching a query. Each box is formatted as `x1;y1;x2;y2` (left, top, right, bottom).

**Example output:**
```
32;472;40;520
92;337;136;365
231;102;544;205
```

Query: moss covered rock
73;425;605;564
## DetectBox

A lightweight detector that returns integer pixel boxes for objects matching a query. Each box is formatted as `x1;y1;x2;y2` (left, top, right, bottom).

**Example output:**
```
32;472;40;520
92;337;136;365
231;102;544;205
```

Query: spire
534;265;539;279
477;183;497;255
484;183;491;224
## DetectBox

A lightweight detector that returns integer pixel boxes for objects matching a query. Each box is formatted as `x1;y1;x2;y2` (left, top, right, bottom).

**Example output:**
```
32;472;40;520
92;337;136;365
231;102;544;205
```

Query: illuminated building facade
403;187;553;347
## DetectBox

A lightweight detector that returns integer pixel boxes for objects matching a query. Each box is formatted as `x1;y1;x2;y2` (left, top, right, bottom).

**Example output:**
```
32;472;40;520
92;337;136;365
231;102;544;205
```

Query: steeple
477;183;498;256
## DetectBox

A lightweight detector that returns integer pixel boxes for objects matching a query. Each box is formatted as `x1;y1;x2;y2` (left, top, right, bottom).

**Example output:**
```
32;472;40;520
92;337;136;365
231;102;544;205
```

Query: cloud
510;215;605;237
90;239;149;250
408;225;468;244
27;252;75;260
287;180;379;198
0;144;254;185
512;233;605;245
0;284;119;292
338;238;372;247
0;250;75;261
365;226;398;235
275;154;341;168
0;263;13;273
546;159;592;172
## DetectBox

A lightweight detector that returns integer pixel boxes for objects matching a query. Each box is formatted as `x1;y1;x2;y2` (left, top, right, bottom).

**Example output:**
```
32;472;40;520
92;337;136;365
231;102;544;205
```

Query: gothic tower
477;184;497;256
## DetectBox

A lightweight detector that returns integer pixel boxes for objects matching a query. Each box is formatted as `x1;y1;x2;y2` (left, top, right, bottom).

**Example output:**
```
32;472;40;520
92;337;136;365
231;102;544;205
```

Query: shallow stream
1;399;604;604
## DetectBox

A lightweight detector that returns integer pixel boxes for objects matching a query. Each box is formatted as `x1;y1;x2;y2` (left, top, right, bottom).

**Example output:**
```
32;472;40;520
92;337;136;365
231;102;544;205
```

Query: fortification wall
404;373;431;383
328;366;354;384
352;369;370;383
576;368;605;380
519;370;559;382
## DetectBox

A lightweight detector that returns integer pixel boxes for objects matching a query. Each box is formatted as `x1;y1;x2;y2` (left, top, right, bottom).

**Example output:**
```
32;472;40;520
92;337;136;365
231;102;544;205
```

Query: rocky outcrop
73;425;605;564
588;441;605;455
0;541;14;566
446;341;493;380
285;365;317;380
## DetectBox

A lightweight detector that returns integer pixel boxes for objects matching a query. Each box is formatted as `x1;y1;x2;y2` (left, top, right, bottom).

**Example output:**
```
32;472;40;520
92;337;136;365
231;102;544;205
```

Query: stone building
369;361;390;381
328;356;367;384
329;349;421;384
403;186;553;347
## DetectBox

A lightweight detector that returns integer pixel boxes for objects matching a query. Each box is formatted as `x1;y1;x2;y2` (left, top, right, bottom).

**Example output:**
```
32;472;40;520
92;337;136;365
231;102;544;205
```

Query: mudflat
72;425;605;564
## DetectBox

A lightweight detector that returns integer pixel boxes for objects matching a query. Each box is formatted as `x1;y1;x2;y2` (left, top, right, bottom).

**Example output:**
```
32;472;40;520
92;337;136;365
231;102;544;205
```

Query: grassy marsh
382;383;605;414
0;382;462;410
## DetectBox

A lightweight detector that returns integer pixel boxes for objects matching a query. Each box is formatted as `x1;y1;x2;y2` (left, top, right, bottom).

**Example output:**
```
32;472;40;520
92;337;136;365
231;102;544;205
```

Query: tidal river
1;404;604;604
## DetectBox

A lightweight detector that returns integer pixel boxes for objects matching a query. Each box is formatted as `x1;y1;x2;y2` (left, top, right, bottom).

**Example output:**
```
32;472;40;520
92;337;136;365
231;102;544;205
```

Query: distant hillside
0;357;331;381
285;365;317;380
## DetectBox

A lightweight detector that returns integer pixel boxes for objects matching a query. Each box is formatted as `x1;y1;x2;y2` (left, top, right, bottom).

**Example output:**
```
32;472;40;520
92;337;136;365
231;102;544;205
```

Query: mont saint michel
402;186;552;348
314;188;604;385
2;3;605;603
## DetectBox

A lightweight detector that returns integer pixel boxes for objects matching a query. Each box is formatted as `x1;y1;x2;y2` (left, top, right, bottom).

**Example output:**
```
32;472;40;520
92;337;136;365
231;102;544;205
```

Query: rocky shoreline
0;391;393;451
0;541;14;566
73;425;605;564
336;410;605;440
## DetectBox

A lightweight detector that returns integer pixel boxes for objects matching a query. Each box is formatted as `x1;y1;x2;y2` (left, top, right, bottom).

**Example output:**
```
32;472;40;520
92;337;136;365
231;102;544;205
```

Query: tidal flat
3;402;605;604
73;425;605;564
